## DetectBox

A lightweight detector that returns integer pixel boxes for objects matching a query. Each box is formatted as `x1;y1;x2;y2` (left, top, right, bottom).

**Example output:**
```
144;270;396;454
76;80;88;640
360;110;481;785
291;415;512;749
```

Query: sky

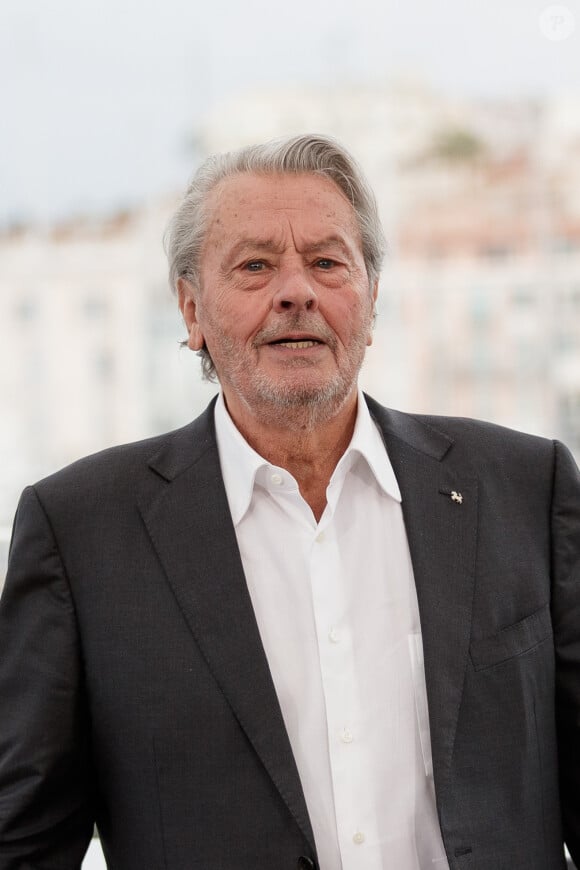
1;0;579;226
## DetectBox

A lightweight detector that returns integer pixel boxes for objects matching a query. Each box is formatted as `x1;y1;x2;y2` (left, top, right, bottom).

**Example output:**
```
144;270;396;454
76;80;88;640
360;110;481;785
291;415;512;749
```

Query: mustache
253;316;336;349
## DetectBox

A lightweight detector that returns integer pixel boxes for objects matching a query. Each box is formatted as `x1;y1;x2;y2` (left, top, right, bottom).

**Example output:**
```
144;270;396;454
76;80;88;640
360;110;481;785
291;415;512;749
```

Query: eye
315;258;336;270
244;260;266;272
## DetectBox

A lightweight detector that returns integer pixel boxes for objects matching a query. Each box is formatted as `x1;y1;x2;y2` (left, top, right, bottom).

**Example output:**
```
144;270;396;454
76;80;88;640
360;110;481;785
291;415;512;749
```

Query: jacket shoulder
413;412;552;452
364;394;557;471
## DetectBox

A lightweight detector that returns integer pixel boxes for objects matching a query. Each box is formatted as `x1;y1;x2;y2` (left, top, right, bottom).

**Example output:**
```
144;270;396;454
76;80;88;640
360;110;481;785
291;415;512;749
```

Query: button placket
309;517;375;868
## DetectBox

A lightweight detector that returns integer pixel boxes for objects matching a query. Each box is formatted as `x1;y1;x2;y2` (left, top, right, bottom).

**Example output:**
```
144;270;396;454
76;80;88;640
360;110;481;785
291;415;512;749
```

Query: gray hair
165;133;386;380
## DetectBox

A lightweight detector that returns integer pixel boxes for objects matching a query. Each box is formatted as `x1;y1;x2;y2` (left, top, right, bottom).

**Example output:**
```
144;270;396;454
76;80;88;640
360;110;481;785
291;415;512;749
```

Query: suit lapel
367;397;478;799
138;402;316;854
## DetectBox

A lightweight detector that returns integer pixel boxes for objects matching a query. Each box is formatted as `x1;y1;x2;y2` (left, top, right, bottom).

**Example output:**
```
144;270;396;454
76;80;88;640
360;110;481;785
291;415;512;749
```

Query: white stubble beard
211;309;373;432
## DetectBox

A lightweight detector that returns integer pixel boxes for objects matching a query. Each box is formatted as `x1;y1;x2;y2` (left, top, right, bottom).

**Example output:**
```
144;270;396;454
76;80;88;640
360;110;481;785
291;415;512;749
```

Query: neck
223;389;359;521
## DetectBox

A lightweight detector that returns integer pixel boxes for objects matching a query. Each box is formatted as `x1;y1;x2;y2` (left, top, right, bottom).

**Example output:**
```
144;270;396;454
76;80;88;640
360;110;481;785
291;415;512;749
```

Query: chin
247;372;357;424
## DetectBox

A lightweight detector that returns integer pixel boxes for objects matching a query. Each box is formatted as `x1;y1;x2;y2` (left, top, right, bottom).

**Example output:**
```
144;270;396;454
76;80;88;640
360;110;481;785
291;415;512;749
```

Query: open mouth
268;338;324;349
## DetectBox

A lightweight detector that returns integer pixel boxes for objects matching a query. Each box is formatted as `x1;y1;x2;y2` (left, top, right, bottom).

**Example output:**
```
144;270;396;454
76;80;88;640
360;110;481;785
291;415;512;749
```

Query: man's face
178;172;377;427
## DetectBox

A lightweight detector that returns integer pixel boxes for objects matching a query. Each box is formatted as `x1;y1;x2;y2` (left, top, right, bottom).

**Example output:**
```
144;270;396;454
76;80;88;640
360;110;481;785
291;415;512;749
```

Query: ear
177;278;205;351
367;279;379;346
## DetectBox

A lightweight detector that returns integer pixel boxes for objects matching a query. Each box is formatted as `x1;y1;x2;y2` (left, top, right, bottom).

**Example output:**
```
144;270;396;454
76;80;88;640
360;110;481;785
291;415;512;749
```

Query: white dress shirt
214;391;449;870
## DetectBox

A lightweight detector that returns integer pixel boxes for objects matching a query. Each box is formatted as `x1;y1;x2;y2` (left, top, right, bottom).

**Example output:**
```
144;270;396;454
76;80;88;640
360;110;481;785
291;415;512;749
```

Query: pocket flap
469;603;552;671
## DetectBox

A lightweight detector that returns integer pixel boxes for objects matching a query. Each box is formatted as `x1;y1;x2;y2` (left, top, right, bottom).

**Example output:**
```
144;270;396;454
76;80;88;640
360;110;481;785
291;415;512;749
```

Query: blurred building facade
2;82;580;575
0;204;216;540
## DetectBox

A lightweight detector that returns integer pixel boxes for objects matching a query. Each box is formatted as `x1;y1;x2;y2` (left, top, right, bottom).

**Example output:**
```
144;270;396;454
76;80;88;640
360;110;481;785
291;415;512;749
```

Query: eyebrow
300;236;356;258
221;238;284;271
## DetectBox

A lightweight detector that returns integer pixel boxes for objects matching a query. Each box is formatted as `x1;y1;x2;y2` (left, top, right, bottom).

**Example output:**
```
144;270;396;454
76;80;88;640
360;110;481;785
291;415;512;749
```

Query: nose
272;269;319;314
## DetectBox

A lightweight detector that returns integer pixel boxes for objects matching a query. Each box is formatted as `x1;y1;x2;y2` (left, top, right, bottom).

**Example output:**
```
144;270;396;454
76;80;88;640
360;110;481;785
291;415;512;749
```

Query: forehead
202;172;361;246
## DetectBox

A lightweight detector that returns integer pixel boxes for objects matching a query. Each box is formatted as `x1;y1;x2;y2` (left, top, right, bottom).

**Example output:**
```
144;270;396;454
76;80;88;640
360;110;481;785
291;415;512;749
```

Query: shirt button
315;531;325;542
270;472;283;486
340;727;354;744
353;831;365;845
328;626;341;643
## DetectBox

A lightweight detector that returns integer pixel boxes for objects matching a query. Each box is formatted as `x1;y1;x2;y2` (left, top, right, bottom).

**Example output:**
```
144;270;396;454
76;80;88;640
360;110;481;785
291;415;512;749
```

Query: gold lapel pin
451;490;463;504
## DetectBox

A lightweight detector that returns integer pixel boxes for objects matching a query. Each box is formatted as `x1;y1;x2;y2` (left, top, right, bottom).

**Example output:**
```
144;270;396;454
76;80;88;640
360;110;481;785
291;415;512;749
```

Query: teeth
277;340;317;349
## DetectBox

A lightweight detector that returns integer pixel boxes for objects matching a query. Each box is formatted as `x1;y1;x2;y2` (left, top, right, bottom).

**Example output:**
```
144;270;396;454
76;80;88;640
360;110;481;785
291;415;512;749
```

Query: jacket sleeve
551;441;580;867
0;486;95;869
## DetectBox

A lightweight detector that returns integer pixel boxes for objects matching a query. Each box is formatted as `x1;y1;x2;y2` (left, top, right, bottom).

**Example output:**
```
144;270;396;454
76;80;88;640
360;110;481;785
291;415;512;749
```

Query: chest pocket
469;603;552;671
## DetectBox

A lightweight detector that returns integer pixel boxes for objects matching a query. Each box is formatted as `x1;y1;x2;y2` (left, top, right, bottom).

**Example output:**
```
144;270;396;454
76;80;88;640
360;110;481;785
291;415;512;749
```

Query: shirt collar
214;393;268;526
214;389;401;527
336;389;402;503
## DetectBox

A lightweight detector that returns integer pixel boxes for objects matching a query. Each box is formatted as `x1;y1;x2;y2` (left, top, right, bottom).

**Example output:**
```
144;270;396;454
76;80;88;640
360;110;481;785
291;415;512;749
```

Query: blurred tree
429;127;486;163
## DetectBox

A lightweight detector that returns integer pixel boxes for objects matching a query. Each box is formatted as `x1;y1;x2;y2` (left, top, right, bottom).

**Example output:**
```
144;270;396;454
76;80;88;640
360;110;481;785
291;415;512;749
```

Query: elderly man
0;135;579;870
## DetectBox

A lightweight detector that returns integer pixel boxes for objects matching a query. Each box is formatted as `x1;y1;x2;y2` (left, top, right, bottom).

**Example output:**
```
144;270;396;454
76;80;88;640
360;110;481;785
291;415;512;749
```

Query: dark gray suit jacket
0;396;579;870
